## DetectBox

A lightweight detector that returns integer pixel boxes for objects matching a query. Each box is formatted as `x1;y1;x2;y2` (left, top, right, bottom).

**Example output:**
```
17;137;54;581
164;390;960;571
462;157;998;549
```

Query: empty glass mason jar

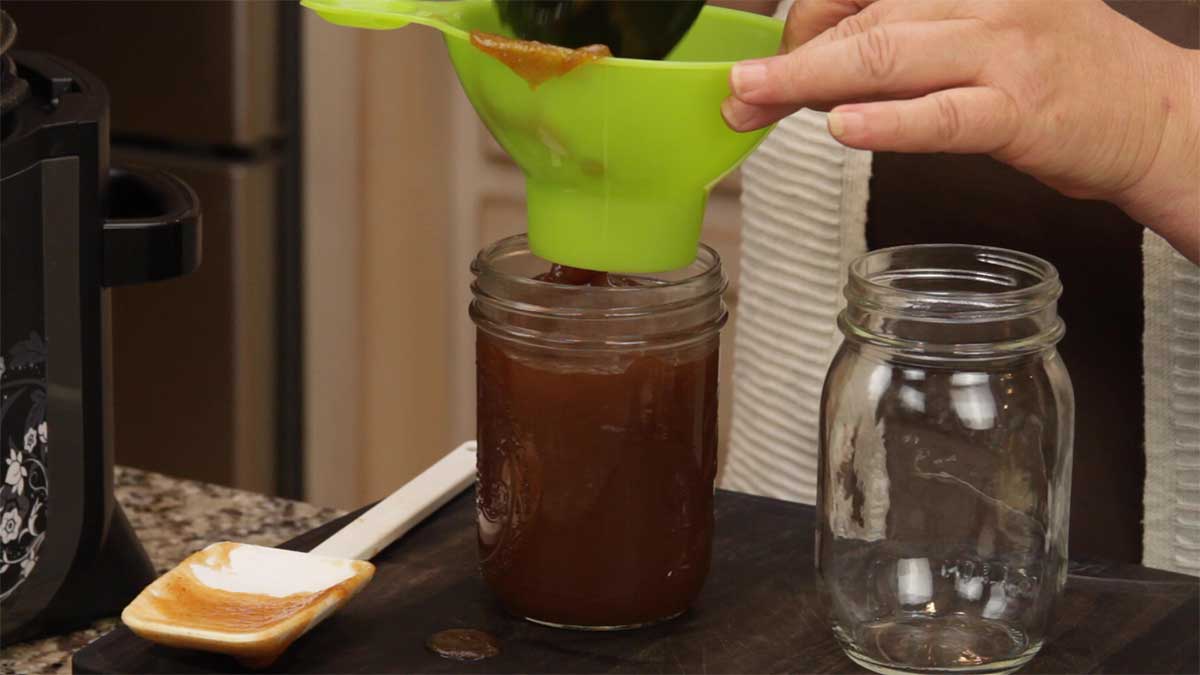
818;245;1074;675
470;235;727;630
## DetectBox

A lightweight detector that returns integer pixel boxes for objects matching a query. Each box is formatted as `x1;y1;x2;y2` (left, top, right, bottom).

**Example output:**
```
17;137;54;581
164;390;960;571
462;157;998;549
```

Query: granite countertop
0;467;343;675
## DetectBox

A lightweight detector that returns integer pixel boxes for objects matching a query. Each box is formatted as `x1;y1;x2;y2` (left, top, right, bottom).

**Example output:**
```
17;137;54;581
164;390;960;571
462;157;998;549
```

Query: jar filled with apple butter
469;234;727;630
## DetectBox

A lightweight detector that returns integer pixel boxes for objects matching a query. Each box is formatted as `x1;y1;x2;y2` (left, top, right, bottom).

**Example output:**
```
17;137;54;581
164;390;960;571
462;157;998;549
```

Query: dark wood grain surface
73;491;1199;674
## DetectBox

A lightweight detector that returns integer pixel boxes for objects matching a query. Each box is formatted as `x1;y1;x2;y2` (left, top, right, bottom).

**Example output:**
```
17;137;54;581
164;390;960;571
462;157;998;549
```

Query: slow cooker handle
102;166;202;287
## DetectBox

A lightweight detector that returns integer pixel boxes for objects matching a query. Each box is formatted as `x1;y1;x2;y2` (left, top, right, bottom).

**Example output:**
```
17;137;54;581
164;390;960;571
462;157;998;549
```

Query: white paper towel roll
720;105;871;504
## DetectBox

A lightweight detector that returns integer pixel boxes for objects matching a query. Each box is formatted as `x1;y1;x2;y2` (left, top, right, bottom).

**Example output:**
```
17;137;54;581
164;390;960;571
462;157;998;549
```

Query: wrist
1113;45;1200;261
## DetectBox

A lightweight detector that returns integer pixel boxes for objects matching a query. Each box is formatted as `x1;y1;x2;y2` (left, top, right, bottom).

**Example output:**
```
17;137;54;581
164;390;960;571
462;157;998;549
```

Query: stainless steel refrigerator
12;1;304;497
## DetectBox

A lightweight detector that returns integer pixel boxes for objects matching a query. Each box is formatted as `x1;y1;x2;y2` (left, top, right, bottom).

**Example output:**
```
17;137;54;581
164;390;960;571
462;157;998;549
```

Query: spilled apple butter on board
121;542;374;668
469;31;610;88
426;628;502;661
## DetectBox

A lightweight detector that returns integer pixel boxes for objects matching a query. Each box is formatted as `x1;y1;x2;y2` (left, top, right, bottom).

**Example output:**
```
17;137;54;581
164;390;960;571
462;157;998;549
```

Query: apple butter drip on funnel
469;32;609;89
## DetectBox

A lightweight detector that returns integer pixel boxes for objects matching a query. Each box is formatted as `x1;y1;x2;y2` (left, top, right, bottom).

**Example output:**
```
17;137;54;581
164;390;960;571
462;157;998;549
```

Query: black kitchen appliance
0;10;201;642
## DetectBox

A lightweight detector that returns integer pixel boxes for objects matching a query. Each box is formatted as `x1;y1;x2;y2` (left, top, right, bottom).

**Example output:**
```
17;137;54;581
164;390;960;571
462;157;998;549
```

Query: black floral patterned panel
1;164;49;603
0;333;49;600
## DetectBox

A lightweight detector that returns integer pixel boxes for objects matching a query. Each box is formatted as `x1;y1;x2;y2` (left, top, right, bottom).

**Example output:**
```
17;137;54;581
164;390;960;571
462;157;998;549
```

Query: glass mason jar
470;235;727;630
818;245;1074;675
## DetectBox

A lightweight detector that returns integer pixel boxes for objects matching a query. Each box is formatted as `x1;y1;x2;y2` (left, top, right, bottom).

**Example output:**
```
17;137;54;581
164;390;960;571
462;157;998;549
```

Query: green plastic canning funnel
302;0;783;272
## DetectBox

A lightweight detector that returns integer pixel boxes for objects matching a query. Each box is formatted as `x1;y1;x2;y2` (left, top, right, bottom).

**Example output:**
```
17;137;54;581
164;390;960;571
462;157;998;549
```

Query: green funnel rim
300;0;782;71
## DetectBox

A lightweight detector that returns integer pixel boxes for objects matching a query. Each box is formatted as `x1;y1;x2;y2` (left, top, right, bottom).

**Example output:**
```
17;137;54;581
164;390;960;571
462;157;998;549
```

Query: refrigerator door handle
102;166;202;287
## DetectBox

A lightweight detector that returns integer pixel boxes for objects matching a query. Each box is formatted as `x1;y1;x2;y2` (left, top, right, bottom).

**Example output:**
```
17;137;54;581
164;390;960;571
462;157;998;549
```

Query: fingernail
731;62;768;97
721;97;749;130
828;111;864;139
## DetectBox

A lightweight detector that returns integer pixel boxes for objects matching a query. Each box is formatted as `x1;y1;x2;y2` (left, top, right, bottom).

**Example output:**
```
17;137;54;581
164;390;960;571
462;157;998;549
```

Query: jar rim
849;244;1061;305
470;235;728;351
471;234;727;319
841;244;1066;359
849;243;1065;317
473;234;724;298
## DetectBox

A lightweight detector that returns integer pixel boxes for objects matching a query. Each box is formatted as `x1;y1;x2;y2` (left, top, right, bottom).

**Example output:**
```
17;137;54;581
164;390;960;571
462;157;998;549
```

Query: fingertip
721;97;756;131
720;97;742;130
722;97;790;132
827;110;865;142
730;61;770;101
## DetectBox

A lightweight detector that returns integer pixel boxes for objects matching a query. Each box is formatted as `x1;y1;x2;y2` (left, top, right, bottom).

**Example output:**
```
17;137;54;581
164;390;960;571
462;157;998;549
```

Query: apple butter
469;31;610;89
470;236;727;629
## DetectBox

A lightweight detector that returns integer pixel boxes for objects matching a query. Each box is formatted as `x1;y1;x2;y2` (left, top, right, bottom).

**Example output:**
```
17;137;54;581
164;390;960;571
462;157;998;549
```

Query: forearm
1114;46;1200;263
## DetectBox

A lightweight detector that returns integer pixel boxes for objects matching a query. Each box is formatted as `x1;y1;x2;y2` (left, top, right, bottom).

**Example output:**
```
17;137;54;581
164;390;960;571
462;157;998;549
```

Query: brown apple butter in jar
469;235;727;630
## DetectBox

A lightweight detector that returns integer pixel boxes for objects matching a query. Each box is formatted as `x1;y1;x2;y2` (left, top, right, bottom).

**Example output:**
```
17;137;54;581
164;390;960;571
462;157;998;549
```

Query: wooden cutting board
73;490;1199;674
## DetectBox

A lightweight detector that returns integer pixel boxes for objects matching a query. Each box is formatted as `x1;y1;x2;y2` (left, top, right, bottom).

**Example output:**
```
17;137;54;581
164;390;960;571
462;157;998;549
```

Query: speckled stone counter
0;467;343;675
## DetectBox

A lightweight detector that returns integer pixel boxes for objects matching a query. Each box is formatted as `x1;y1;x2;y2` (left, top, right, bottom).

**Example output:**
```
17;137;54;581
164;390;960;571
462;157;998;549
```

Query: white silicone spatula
121;441;477;668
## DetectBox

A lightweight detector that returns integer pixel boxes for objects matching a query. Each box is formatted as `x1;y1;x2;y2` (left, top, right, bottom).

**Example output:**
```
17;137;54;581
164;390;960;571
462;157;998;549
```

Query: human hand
722;0;1199;261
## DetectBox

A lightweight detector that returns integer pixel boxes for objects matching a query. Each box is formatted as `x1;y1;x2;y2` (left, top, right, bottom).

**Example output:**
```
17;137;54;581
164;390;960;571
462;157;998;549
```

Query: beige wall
303;18;456;508
356;26;456;502
303;14;363;509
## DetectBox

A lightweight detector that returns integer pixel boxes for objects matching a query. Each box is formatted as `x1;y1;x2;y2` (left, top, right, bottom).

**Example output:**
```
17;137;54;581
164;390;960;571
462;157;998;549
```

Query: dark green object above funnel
495;0;706;60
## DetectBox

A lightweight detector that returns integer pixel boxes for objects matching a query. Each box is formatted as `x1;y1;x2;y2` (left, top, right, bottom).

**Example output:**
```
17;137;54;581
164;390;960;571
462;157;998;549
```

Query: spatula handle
309;441;477;560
